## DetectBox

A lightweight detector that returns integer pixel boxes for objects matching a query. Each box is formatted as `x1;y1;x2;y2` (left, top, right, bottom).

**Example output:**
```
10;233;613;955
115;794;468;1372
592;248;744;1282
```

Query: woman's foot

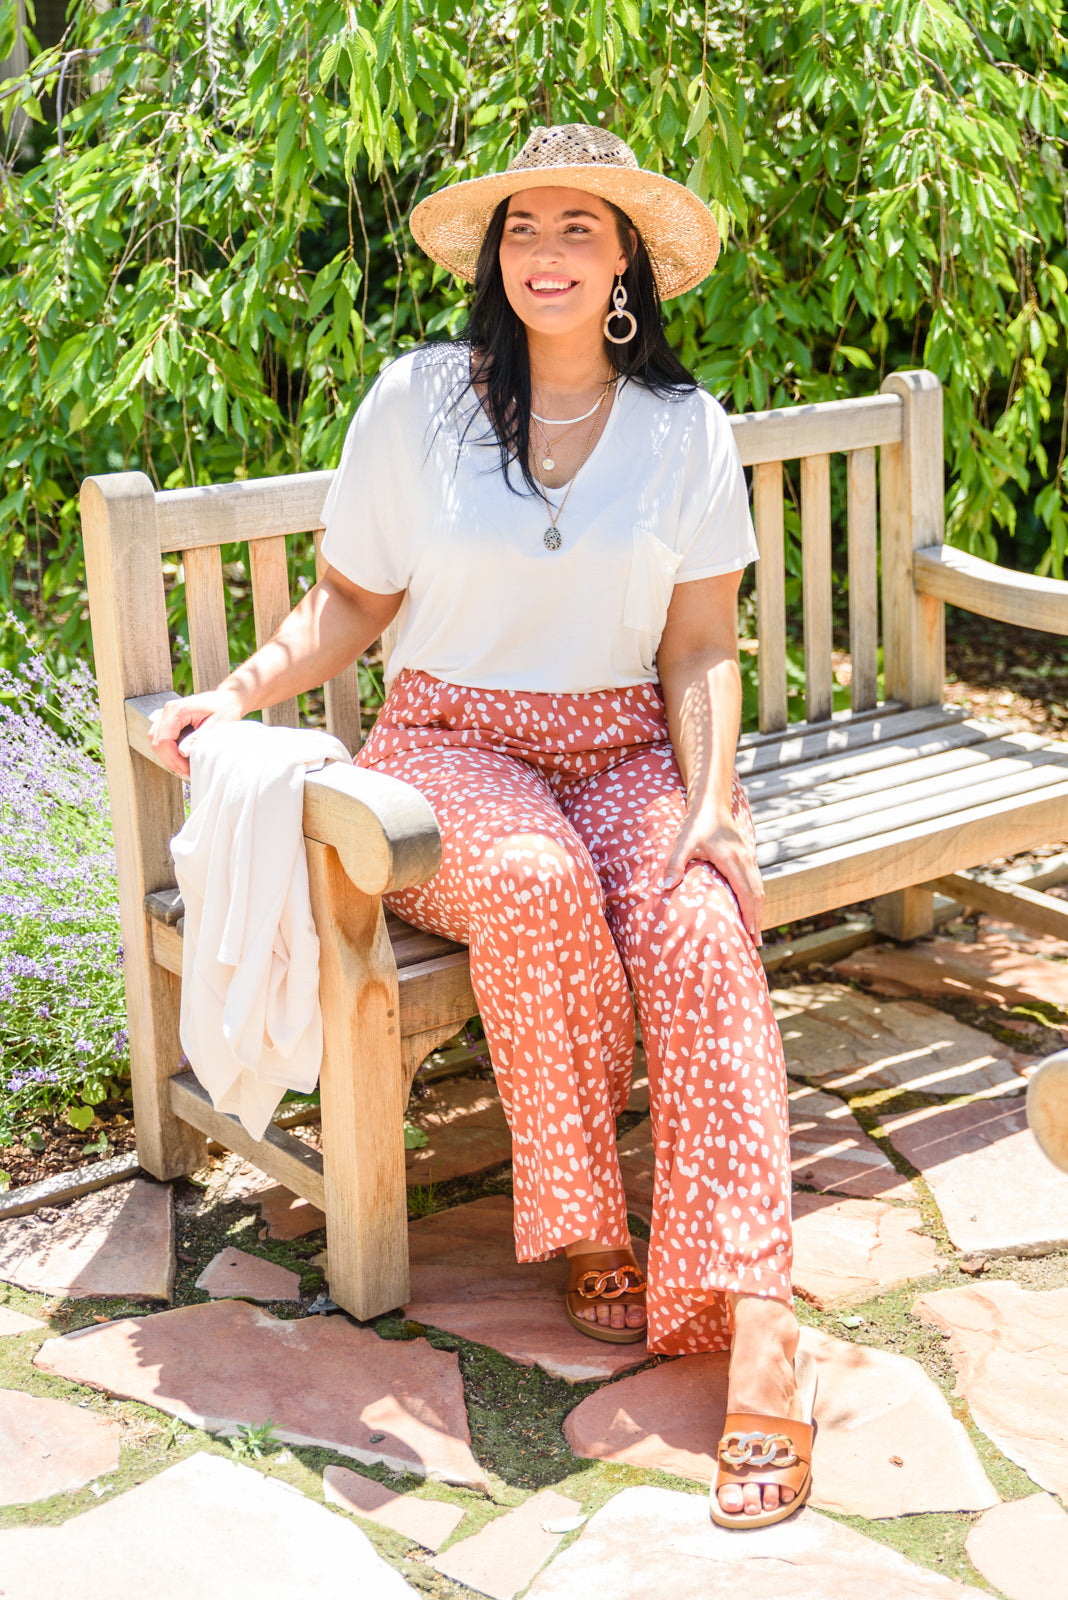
716;1294;801;1520
564;1237;647;1334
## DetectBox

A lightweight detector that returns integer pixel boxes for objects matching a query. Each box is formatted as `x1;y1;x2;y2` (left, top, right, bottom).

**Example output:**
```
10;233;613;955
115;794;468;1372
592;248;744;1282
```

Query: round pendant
542;456;555;471
543;526;562;552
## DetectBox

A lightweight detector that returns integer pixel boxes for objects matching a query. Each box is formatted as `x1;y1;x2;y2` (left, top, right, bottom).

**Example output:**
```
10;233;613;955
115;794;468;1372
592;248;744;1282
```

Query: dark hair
453;195;697;495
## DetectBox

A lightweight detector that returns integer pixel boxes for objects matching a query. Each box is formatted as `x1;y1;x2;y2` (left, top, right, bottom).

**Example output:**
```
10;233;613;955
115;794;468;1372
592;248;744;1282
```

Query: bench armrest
302;763;441;895
913;544;1068;635
125;692;441;896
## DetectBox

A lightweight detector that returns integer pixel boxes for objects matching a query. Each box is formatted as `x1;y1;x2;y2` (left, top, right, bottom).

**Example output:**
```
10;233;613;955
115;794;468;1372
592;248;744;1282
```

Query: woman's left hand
661;813;765;946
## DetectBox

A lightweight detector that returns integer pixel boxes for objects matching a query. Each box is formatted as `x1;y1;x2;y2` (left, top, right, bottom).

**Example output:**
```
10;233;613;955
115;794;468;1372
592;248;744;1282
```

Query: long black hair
453;195;698;495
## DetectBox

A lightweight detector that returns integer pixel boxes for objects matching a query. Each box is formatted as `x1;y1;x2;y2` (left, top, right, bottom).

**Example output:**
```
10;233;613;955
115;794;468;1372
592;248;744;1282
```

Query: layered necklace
530;377;616;553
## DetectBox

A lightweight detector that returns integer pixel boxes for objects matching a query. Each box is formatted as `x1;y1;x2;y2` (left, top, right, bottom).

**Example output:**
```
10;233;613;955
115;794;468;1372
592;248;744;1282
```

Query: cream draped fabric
170;720;351;1139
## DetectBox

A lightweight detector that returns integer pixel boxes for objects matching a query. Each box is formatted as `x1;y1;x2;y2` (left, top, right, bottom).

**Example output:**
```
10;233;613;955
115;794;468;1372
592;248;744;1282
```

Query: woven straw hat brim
410;165;720;300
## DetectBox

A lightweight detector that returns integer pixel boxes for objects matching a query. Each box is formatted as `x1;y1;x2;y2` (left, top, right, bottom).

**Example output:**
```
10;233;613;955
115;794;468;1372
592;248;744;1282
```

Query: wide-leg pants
357;670;793;1354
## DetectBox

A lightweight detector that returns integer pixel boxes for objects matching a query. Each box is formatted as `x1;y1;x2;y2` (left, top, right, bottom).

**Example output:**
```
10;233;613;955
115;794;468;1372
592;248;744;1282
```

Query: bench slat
754;460;787;733
847;447;878;711
249;535;299;729
756;753;1068;868
800;452;833;722
736;704;964;775
184;545;231;693
761;776;1068;927
752;742;1063;842
742;717;1009;802
314;528;364;755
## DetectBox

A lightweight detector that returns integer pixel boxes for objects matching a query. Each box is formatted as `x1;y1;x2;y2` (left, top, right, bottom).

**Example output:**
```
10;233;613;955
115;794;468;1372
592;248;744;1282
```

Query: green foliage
1;0;1067;674
227;1419;280;1459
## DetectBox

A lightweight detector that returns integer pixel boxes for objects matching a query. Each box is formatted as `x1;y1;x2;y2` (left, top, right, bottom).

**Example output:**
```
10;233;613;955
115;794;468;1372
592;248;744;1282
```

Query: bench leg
873;887;935;941
306;839;409;1322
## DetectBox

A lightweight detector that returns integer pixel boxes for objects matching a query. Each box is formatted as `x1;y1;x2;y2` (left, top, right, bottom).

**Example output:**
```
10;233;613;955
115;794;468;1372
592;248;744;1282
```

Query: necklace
531;379;616;471
530;394;608;426
531;384;609;552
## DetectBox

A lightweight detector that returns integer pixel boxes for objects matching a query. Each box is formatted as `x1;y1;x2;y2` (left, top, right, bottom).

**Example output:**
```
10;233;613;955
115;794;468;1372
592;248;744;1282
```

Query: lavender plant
0;620;128;1155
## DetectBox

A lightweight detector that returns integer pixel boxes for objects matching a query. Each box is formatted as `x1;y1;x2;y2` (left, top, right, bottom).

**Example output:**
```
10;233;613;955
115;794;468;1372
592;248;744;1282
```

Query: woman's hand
661;811;765;946
150;686;247;778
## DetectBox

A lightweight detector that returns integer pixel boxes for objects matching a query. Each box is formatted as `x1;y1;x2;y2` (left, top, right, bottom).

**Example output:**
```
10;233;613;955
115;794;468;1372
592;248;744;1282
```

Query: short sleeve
318;357;417;595
674;391;758;582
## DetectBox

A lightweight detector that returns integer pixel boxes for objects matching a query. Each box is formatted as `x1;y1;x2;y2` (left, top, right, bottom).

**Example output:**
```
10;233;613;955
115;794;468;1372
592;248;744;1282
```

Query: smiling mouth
526;277;578;296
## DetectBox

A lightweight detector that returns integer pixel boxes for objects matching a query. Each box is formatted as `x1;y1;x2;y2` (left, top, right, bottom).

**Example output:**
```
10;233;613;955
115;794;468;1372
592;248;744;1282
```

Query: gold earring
603;275;637;344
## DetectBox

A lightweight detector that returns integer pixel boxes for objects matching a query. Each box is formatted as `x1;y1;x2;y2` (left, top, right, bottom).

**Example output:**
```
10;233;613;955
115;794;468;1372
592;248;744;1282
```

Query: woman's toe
762;1485;780;1513
718;1486;743;1514
742;1485;762;1516
780;1487;794;1505
625;1305;646;1327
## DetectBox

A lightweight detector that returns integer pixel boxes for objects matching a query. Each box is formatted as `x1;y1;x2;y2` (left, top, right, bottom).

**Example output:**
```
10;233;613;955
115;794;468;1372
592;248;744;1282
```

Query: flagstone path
1;910;1066;1598
0;1451;417;1599
525;1486;990;1599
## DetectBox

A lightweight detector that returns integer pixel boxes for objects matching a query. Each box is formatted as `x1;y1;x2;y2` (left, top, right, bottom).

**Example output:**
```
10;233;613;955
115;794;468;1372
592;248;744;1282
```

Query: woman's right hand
150;686;247;778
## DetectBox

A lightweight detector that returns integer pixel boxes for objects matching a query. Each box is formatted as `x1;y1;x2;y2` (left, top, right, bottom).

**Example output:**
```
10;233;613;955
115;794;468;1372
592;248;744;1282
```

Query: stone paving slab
564;1325;997;1518
406;1075;512;1187
0;1306;45;1335
433;1488;581;1600
404;1196;650;1383
964;1493;1068;1600
0;1388;121;1506
834;934;1068;1012
525;1485;989;1600
244;1183;325;1241
34;1298;489;1488
0;1179;174;1301
880;1096;1068;1255
788;1085;918;1200
791;1193;944;1309
195;1247;301;1303
913;1282;1068;1499
771;982;1027;1096
0;1451;417;1599
322;1464;464;1551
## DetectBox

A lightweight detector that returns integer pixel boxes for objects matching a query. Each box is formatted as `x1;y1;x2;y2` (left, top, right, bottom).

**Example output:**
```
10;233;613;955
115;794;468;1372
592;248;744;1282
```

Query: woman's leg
361;731;639;1307
564;735;798;1505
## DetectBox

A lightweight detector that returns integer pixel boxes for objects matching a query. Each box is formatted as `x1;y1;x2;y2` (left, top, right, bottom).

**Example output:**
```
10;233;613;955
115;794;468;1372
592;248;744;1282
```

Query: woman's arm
150;566;402;777
656;568;764;944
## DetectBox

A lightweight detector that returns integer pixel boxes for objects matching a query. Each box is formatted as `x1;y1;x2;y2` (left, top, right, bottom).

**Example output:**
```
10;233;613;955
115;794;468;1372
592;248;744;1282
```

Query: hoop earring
603;275;638;344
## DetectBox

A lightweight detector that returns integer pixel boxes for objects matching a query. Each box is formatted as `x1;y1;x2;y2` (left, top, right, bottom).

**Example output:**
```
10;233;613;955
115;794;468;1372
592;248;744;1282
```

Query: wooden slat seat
80;365;1068;1328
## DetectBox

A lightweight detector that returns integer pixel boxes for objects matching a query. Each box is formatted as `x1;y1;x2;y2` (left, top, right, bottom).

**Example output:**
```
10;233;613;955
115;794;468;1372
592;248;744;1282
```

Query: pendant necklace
532;379;616;471
531;382;610;552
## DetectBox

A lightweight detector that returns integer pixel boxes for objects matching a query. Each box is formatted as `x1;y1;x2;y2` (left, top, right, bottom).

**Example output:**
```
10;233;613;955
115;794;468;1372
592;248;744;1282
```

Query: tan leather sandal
564;1249;647;1345
710;1350;818;1529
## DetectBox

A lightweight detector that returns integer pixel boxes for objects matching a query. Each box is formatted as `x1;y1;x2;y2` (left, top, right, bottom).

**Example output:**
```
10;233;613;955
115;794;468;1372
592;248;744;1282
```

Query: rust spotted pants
357;670;793;1354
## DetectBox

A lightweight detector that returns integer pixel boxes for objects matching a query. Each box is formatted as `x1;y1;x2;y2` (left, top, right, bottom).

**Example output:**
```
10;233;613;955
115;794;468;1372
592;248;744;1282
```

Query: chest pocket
623;526;683;661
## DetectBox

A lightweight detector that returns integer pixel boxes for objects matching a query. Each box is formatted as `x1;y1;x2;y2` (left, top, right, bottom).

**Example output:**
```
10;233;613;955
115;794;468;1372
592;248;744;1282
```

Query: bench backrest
86;366;946;760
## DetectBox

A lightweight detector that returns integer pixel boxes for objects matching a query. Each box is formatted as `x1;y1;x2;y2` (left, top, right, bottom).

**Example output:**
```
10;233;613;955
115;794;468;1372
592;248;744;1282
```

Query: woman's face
498;186;630;341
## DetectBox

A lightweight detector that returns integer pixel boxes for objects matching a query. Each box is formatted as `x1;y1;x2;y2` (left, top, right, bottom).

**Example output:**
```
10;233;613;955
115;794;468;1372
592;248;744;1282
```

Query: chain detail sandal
710;1349;818;1530
564;1249;648;1345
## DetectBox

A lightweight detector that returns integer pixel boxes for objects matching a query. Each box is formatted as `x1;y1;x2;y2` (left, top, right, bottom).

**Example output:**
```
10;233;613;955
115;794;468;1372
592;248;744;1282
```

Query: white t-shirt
320;343;757;693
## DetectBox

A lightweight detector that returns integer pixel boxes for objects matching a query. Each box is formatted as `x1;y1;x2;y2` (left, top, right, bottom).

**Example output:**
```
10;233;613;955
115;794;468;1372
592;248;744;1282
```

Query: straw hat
409;123;721;300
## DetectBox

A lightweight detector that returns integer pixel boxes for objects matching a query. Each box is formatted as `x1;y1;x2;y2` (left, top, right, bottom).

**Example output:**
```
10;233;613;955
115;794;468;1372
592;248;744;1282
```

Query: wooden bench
81;366;1068;1324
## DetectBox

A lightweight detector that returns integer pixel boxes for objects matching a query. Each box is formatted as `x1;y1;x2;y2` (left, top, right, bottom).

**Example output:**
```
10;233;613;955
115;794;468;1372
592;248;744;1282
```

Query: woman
152;124;815;1527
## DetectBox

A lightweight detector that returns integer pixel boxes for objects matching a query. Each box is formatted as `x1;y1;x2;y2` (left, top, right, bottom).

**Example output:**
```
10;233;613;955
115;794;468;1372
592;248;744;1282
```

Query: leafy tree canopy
1;0;1067;664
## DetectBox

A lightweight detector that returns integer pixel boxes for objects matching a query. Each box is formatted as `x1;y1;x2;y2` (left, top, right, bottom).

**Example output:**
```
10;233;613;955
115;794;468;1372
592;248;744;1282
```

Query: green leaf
404;1123;430;1150
66;1105;96;1132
